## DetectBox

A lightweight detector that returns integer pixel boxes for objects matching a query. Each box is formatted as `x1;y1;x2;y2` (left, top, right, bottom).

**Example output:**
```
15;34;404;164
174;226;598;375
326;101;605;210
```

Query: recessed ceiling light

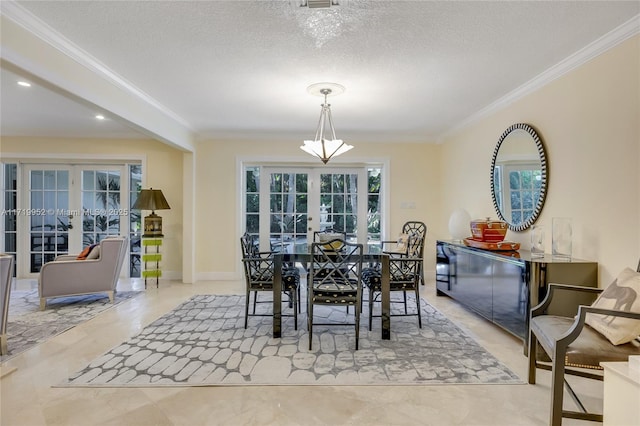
17;81;31;87
95;114;105;120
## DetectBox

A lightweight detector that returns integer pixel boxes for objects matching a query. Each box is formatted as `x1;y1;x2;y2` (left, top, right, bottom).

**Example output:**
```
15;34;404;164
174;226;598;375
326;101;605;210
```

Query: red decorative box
470;218;508;242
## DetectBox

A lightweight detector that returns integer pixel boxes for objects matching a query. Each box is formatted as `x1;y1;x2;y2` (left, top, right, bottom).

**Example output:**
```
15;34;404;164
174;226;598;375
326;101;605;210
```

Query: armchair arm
556;304;640;349
531;283;602;317
54;254;79;261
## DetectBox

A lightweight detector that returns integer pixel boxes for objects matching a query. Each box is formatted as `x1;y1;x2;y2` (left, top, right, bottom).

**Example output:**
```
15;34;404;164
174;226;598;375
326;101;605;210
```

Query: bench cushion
531;315;640;369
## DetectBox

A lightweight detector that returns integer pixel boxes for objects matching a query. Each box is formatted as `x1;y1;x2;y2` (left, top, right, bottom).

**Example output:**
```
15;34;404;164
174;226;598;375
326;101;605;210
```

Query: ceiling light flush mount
300;82;353;164
299;0;339;8
17;81;31;87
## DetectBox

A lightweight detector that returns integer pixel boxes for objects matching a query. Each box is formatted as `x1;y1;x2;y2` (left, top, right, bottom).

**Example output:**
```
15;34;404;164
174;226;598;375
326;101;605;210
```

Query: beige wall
0;137;184;276
195;140;442;278
440;35;640;284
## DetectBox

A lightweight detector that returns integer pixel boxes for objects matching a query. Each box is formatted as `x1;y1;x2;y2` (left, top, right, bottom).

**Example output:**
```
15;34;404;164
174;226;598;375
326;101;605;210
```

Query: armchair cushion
531;314;640;368
585;267;640;345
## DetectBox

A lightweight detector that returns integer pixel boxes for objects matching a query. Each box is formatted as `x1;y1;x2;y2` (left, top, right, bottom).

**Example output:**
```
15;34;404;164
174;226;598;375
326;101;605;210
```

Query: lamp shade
132;188;170;211
132;188;170;238
301;139;353;164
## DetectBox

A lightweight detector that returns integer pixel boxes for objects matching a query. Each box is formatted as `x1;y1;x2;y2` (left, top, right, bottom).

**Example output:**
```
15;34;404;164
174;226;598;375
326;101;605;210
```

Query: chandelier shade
300;83;353;164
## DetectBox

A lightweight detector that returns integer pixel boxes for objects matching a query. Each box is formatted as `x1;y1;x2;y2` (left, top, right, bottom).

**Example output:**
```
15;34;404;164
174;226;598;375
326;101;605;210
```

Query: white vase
552;217;572;260
530;224;545;258
448;208;471;241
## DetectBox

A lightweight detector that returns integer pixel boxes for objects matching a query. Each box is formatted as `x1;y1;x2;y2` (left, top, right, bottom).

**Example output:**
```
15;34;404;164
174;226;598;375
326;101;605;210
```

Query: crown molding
1;1;192;131
440;14;640;142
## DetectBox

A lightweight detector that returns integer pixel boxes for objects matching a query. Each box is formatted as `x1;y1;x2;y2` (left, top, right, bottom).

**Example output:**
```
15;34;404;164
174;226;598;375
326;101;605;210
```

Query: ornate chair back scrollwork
402;221;426;285
307;239;363;350
379;221;427;286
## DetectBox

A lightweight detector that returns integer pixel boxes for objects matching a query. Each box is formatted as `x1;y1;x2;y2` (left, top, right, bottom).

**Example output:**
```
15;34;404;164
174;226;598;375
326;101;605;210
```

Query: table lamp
132;188;171;237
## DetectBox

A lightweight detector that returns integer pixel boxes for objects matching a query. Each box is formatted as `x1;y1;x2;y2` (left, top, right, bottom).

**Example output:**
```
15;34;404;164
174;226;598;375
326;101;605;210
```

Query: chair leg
550;346;567;426
368;287;374;331
403;290;408;314
415;288;422;328
528;330;538;384
355;301;360;351
308;301;314;350
244;290;250;329
252;290;258;314
293;288;298;331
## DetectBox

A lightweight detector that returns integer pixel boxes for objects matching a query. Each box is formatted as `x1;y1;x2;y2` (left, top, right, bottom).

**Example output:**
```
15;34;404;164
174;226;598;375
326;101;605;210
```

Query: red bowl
470;219;508;242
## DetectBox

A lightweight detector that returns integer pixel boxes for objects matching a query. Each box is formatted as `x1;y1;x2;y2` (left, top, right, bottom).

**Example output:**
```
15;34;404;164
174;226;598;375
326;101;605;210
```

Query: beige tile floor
0;277;603;426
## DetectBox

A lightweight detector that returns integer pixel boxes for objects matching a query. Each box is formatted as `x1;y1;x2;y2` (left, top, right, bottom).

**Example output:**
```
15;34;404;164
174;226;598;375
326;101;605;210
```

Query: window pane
31;171;43;189
57;171;69;190
44;170;56;190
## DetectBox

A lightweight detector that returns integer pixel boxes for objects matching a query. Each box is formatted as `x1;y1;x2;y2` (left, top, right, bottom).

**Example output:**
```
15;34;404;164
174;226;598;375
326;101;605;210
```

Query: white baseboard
161;270;182;281
196;271;242;282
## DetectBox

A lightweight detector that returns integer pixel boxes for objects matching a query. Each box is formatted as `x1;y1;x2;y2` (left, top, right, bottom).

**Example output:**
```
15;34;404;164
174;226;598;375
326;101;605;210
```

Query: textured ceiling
1;1;638;145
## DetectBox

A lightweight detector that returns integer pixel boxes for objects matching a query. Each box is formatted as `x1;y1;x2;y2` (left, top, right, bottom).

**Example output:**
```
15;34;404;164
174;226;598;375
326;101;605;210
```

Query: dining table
272;242;392;340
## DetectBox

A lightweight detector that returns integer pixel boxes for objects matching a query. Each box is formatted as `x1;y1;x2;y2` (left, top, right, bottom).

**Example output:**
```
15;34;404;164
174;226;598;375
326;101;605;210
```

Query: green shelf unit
142;238;162;288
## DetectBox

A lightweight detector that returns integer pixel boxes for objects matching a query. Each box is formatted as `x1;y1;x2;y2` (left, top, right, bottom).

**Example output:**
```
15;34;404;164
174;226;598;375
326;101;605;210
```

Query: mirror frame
490;123;548;232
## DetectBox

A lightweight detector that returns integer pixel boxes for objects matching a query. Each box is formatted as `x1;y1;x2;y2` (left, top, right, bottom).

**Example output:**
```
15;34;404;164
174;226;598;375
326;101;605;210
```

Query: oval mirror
490;123;547;232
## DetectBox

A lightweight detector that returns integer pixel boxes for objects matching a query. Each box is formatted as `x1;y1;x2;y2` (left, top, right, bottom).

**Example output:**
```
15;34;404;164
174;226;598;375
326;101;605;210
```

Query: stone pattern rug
63;294;522;387
1;290;141;361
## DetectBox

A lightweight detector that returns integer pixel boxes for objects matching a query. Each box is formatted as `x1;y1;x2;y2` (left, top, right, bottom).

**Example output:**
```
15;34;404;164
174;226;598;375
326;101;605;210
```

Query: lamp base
143;212;164;238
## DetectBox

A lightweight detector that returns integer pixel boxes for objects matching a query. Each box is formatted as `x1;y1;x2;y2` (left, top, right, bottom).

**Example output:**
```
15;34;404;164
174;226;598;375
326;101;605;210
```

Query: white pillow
585;267;640;345
86;245;101;260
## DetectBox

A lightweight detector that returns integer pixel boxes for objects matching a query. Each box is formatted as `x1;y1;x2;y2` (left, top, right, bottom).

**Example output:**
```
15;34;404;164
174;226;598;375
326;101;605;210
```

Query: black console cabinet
436;240;598;351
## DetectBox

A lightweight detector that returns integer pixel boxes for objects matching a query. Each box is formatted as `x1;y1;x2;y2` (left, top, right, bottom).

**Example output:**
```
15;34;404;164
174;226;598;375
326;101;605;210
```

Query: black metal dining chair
240;233;300;329
307;238;363;350
363;246;423;330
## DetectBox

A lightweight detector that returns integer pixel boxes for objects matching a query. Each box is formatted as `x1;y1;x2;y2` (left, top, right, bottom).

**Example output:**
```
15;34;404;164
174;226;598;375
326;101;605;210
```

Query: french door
23;164;127;276
245;166;381;252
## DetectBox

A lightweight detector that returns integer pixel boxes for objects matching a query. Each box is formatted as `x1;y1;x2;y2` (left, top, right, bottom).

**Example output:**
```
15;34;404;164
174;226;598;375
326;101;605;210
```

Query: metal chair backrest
240;232;260;258
402;221;426;258
309;239;362;289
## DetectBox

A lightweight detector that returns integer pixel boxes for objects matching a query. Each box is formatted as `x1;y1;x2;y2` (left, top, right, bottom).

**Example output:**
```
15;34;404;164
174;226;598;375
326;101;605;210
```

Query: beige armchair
528;261;640;425
1;254;15;355
38;236;128;310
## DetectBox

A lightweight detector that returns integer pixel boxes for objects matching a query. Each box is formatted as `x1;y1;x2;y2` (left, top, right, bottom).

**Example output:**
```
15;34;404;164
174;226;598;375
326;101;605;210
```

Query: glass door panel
250;166;373;251
81;168;122;245
265;170;308;252
24;164;127;276
319;171;359;241
27;167;71;273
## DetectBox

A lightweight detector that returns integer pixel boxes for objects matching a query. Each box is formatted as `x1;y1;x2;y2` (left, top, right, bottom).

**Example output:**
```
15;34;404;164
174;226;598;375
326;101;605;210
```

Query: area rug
63;294;522;387
1;290;142;361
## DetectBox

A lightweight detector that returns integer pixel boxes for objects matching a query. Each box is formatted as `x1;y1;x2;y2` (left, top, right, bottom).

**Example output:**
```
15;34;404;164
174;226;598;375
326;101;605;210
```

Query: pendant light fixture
300;82;353;164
